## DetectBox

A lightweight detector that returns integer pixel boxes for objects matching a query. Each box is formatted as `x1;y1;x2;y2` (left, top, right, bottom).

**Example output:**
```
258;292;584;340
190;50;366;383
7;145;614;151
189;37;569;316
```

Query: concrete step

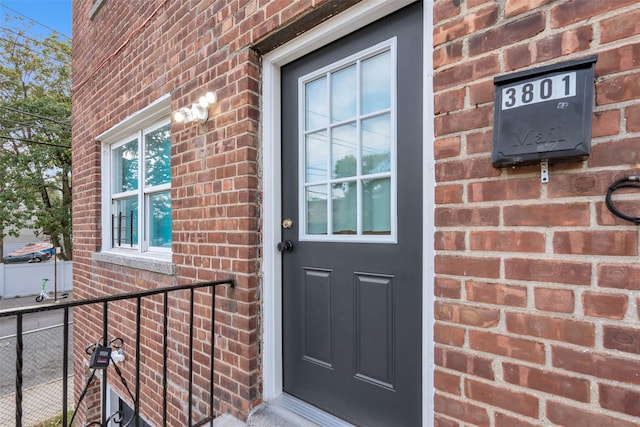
215;395;354;427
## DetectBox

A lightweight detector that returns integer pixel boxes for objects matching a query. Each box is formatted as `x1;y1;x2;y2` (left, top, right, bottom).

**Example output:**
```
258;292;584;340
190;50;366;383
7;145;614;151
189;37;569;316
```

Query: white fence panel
0;261;72;298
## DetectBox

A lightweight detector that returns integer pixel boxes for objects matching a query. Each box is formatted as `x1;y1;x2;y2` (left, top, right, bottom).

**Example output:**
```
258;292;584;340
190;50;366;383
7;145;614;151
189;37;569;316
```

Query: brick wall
434;0;640;425
72;0;640;424
71;0;351;423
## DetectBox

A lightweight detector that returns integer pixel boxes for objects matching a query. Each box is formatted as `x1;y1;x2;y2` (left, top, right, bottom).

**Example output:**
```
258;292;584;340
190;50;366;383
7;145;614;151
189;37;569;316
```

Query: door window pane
362;178;391;235
306;77;327;130
331;65;357;123
113;139;138;192
361;51;391;114
306;131;327;183
361;114;391;175
149;191;172;248
145;124;171;187
300;42;395;241
306;185;328;235
332;181;357;235
332;122;357;179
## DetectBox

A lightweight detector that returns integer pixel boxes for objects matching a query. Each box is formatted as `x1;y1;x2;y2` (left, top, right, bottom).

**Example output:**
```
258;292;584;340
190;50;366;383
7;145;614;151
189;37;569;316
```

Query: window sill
93;251;175;275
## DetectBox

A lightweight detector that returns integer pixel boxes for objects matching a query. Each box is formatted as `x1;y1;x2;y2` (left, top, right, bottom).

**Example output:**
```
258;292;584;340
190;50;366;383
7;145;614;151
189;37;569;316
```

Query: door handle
277;240;294;253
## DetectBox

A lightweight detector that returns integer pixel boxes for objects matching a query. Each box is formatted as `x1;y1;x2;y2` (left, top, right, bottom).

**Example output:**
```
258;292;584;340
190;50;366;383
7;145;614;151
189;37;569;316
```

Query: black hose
605;176;640;224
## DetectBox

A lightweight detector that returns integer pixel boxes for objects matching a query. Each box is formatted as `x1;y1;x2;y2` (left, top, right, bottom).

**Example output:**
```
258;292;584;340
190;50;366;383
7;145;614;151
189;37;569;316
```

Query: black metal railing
0;279;234;427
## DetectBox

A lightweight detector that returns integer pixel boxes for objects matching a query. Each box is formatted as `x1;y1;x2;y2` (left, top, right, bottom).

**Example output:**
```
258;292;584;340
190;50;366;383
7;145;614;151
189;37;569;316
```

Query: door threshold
247;394;355;427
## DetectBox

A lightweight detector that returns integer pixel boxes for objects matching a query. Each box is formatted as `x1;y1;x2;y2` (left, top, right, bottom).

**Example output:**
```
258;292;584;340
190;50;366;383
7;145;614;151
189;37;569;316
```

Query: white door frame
260;0;435;423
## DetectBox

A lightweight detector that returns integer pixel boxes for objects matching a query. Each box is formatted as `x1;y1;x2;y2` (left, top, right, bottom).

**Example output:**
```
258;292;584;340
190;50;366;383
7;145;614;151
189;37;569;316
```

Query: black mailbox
492;56;597;168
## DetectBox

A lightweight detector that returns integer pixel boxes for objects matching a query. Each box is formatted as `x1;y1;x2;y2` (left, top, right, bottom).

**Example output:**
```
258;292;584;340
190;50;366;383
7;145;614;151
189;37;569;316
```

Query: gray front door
281;3;423;426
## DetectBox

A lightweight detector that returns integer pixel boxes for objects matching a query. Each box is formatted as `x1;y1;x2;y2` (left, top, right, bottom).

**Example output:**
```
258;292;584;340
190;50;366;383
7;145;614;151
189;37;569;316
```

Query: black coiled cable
605;176;640;224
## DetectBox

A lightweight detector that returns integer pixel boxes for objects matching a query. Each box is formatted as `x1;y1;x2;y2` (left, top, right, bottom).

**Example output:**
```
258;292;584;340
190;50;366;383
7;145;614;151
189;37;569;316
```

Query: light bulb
205;92;216;104
174;107;193;123
173;110;185;123
199;92;216;108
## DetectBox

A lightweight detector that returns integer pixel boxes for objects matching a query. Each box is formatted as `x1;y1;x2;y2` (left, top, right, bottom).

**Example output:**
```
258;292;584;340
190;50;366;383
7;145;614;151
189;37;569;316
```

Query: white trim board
260;0;435;425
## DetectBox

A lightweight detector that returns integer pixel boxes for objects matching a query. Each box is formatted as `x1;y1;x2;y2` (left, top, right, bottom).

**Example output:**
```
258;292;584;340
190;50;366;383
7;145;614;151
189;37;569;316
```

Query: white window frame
97;94;172;259
298;39;398;243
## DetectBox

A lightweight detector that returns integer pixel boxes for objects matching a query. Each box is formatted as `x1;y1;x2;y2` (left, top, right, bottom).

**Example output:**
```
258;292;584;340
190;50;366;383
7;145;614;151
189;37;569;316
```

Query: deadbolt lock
282;218;293;229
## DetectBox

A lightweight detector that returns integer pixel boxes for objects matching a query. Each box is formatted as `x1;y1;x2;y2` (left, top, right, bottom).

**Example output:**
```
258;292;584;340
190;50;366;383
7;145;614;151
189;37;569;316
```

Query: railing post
210;286;215;420
135;296;142;427
62;307;70;426
162;290;169;427
188;288;195;426
15;313;23;427
102;301;109;425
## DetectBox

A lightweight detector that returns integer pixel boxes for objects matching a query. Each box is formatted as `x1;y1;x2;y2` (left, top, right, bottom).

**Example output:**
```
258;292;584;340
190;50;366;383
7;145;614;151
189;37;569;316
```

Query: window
299;39;397;243
110;123;171;251
106;388;152;427
99;95;172;257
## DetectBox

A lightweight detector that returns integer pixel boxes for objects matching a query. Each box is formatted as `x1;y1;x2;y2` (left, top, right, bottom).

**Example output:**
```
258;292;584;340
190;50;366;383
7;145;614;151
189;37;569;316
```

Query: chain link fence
0;313;74;426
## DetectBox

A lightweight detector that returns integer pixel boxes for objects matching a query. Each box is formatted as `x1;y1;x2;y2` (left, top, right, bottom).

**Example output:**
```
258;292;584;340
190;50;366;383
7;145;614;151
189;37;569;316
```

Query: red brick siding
71;0;640;424
71;0;348;423
434;0;640;425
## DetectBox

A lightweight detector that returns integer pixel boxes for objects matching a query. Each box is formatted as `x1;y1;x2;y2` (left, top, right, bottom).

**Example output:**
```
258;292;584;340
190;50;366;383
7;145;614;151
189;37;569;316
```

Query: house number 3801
501;71;576;111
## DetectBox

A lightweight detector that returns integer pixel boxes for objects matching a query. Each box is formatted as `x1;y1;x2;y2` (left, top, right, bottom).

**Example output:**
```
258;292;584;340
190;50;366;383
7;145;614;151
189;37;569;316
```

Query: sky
0;0;72;40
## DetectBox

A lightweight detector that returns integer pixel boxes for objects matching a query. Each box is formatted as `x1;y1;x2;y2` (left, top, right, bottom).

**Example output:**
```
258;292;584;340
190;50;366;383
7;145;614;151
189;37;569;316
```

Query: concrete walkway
0;377;74;427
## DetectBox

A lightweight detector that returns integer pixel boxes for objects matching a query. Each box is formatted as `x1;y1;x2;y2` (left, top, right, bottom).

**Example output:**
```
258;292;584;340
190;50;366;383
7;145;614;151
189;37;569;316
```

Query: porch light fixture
174;92;217;124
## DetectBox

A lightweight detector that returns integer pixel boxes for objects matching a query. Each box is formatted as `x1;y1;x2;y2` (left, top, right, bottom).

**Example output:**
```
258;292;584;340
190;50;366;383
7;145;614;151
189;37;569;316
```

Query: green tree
0;17;72;260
